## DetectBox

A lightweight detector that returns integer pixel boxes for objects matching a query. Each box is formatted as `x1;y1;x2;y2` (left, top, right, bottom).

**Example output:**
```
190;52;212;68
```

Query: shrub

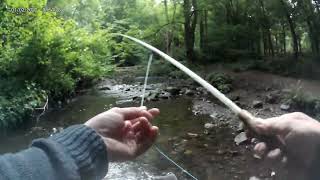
0;1;115;128
285;86;320;116
0;80;47;129
207;72;233;93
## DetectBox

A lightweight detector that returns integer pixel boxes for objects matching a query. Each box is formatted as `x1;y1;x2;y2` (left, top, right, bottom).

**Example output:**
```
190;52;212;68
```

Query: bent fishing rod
117;33;261;130
115;34;281;180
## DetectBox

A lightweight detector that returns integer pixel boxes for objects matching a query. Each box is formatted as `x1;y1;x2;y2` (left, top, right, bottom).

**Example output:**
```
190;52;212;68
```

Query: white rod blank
119;34;242;115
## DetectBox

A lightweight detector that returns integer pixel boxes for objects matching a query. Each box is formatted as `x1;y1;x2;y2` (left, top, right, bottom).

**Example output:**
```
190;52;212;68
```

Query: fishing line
140;54;153;107
140;53;198;180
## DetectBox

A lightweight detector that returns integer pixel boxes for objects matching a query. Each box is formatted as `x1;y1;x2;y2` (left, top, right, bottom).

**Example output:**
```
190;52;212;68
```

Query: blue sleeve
0;125;108;180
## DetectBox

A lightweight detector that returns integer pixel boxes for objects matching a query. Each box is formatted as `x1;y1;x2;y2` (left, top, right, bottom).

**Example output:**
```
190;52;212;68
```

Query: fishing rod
117;33;259;128
116;34;271;180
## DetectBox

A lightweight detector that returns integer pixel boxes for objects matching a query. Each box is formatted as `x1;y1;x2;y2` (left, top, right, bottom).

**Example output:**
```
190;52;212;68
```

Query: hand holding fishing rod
243;112;320;180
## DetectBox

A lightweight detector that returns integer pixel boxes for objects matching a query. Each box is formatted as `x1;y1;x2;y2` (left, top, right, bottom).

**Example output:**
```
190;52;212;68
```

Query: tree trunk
282;24;286;54
267;29;275;57
225;0;232;24
316;0;320;13
200;10;208;52
280;0;298;59
164;0;171;55
306;19;320;55
262;31;267;56
257;29;262;56
275;33;279;55
298;35;302;54
170;1;177;56
183;0;198;62
298;0;319;55
259;0;274;57
1;34;6;47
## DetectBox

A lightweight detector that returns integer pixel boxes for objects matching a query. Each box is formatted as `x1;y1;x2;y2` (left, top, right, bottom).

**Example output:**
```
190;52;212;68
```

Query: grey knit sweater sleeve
0;125;108;180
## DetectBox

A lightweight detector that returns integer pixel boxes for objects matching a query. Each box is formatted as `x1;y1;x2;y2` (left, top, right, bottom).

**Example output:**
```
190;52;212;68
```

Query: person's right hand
248;112;320;179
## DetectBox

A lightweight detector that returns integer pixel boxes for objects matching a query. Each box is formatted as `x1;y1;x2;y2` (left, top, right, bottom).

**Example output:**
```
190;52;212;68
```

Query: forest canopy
0;0;320;128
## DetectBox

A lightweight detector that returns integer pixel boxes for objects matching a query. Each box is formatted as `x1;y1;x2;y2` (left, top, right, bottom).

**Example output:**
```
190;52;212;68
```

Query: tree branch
35;96;49;122
142;22;184;39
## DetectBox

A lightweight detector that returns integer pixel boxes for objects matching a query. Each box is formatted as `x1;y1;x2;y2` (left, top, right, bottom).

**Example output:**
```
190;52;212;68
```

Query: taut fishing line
140;53;198;180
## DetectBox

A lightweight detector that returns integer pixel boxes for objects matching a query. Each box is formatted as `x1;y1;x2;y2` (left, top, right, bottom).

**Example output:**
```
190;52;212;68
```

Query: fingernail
139;106;147;110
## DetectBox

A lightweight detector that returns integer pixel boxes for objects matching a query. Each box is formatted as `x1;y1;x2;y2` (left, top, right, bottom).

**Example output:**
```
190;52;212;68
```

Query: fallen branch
35;96;49;122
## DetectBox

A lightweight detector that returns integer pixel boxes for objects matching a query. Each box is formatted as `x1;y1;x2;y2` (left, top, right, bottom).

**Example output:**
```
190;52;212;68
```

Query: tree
280;0;299;59
183;0;198;62
295;0;319;55
258;0;275;57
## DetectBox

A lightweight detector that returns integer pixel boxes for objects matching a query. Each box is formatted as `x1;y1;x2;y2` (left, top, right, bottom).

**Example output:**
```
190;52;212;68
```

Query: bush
285;86;320;115
0;1;116;128
0;80;47;129
207;72;233;93
168;70;189;79
1;2;114;99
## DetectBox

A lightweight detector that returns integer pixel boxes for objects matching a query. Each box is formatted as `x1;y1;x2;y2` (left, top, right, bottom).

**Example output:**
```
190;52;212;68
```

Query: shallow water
0;88;212;179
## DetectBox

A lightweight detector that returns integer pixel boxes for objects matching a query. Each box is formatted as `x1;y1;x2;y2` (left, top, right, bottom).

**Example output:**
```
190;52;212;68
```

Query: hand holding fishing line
85;106;160;162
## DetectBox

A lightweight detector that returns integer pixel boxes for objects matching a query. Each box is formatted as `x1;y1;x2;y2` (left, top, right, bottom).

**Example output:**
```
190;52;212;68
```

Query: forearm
0;125;108;180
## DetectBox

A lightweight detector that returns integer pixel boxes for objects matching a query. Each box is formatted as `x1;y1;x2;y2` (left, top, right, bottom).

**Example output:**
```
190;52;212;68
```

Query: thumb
259;117;291;137
239;110;289;136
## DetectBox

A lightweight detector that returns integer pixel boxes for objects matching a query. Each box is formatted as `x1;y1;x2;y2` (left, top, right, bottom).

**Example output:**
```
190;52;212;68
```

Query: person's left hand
85;106;160;162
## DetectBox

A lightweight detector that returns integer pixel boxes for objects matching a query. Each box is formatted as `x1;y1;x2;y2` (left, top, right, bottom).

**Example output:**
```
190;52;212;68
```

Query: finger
254;142;268;159
148;108;160;117
239;110;291;137
132;117;151;134
281;156;288;165
122;121;133;133
250;117;291;138
136;126;159;156
140;110;154;121
111;107;148;120
128;109;155;122
266;148;282;160
131;117;145;125
150;126;159;137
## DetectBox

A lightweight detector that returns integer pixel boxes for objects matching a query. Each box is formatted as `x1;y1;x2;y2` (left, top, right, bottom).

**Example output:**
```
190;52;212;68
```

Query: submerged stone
265;94;276;104
249;176;261;180
184;149;193;155
280;104;290;111
204;123;215;130
153;173;178;180
236;122;245;133
98;86;111;91
187;133;199;138
252;100;263;108
165;87;180;96
185;89;195;96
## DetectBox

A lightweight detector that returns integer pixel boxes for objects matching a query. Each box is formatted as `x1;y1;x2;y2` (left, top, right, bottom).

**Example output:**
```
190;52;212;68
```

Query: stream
1;69;308;180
